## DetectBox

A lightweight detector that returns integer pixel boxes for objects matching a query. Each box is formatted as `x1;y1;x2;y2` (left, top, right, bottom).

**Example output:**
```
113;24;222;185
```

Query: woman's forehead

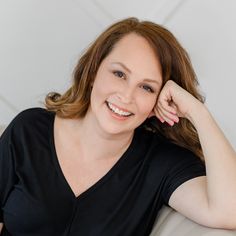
103;34;162;78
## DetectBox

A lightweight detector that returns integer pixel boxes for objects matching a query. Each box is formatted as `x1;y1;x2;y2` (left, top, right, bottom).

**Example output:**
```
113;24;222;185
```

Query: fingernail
174;117;179;123
159;117;165;123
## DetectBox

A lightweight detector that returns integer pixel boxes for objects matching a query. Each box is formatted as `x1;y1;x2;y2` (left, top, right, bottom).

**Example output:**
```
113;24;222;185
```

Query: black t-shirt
0;108;206;236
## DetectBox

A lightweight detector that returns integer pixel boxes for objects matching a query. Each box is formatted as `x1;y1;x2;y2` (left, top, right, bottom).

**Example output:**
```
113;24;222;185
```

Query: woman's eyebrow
111;62;161;85
111;62;131;73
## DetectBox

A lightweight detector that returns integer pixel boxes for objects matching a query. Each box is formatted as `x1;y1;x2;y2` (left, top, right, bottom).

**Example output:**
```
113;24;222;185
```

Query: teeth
107;102;132;117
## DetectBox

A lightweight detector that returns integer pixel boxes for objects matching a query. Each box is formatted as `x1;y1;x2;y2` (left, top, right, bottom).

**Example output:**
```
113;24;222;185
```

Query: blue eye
142;85;154;93
113;70;125;79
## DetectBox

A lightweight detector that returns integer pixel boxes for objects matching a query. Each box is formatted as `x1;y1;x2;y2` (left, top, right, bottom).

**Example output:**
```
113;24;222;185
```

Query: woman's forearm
188;103;236;219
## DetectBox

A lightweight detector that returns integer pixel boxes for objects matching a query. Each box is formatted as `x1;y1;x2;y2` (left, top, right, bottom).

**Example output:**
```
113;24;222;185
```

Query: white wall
0;0;235;148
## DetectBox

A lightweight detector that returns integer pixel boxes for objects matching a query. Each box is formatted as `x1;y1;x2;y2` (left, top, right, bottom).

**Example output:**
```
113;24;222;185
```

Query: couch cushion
150;206;236;236
0;126;6;136
0;126;5;136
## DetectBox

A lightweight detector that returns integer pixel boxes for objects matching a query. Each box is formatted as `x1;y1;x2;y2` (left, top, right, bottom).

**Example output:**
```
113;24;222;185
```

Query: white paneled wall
0;0;235;148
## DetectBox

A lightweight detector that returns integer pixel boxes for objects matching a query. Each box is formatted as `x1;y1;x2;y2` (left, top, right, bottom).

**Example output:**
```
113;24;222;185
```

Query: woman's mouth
105;101;134;117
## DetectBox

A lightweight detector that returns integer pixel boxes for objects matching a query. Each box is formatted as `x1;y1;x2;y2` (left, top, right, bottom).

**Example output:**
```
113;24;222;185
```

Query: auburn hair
45;17;205;161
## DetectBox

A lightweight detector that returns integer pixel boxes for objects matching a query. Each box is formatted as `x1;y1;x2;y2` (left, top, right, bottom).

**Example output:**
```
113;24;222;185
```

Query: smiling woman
86;33;163;135
0;17;236;235
45;17;204;159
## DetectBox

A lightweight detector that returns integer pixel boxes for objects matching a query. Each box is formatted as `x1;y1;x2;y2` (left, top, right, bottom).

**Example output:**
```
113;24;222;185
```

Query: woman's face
88;33;163;135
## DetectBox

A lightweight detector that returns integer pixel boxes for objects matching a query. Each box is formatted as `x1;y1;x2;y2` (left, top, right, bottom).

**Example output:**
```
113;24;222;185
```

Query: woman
0;17;236;235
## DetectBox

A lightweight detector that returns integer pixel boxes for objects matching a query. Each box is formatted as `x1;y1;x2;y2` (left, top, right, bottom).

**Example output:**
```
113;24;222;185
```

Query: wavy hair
45;17;205;161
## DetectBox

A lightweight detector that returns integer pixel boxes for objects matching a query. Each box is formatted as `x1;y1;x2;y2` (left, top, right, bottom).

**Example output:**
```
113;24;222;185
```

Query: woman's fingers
154;103;179;126
158;108;179;126
157;99;177;116
154;108;165;123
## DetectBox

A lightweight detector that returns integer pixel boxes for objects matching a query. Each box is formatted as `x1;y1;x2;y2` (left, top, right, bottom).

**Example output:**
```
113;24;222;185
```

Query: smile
106;101;134;117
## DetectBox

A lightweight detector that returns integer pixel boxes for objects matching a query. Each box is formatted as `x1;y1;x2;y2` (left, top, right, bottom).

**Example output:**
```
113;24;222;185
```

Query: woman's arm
153;80;236;229
186;101;236;224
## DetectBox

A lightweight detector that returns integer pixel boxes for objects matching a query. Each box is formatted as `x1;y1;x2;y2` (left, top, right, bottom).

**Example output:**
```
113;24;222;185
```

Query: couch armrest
150;206;236;236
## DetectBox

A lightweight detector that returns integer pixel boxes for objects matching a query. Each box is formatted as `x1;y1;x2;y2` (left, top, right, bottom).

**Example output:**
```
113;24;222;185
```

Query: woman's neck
59;114;134;162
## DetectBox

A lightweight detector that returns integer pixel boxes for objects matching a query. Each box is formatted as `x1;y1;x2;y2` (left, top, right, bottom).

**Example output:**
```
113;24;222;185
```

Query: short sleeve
161;144;206;206
0;125;17;222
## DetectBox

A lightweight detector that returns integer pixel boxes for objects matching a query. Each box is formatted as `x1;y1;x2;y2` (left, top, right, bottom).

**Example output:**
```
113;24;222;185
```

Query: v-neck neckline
49;112;139;202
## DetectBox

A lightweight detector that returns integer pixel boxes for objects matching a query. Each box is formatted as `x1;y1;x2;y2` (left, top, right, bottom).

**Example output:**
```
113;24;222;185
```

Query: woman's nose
116;86;135;104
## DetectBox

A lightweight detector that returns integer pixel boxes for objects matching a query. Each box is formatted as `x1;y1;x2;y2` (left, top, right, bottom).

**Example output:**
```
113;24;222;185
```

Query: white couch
151;205;236;235
0;125;235;235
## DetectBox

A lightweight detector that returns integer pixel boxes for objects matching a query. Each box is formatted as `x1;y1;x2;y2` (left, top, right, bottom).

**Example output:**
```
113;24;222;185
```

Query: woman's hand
151;80;204;126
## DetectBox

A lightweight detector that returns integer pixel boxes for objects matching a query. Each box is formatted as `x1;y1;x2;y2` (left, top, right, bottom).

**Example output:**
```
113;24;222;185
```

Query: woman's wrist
185;100;209;127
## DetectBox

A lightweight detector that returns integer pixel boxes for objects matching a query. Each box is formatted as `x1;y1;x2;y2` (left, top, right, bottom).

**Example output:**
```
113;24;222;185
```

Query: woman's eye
142;85;154;93
113;70;125;79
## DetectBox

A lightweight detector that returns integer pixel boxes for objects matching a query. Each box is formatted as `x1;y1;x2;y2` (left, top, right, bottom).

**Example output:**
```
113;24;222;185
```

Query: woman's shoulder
13;107;52;122
138;127;202;163
137;127;176;149
3;107;54;138
13;107;53;123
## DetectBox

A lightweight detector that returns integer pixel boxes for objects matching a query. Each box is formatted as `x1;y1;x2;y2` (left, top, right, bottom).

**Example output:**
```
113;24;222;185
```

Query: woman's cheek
138;97;156;117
